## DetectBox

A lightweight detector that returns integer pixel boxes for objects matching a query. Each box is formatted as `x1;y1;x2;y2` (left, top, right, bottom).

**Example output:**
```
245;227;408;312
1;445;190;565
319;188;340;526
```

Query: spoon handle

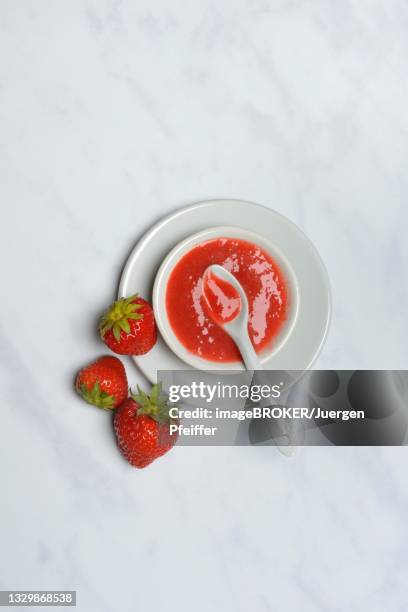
233;335;261;370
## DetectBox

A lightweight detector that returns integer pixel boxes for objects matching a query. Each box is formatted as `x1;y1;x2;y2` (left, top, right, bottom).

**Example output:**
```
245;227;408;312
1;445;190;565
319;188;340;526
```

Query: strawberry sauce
202;270;241;325
166;237;288;362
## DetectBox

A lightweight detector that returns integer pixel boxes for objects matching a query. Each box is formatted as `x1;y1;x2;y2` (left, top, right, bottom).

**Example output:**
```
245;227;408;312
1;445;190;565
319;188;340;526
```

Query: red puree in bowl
202;270;242;325
166;238;289;362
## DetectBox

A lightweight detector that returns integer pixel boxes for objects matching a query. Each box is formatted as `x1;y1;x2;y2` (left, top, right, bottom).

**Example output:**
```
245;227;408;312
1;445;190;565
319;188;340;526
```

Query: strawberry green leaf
113;325;121;342
99;294;143;340
119;319;130;334
77;382;116;409
130;382;177;425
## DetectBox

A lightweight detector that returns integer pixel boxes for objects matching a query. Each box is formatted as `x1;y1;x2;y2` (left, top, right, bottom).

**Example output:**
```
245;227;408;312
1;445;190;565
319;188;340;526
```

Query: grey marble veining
1;1;408;610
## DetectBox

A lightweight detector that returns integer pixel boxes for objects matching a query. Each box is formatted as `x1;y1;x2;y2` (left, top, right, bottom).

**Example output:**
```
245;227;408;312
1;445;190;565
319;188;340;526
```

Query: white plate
119;199;331;383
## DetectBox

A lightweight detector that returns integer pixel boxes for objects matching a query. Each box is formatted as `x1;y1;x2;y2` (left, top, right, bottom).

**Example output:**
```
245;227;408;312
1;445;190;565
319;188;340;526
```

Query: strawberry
114;383;178;468
99;294;157;355
75;356;128;409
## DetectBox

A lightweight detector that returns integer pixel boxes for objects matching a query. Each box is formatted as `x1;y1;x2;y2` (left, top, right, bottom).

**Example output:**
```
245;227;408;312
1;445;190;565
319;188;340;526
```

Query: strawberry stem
130;383;178;425
77;381;116;409
99;295;143;341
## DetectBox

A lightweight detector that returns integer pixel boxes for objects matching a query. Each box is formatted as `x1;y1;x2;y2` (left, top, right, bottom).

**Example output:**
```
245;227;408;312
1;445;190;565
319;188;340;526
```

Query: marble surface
1;1;408;610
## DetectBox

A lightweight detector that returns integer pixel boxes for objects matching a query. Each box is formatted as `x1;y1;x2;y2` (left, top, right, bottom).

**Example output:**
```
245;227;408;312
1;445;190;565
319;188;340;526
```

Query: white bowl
153;226;300;371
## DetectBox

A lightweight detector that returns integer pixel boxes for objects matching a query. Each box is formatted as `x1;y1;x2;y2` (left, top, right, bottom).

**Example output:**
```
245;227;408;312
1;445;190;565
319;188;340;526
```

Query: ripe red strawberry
114;383;178;468
75;356;128;409
99;294;157;355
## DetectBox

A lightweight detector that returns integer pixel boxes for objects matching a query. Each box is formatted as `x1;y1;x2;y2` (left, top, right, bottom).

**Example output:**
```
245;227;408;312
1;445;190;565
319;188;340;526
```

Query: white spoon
202;265;296;455
202;264;261;370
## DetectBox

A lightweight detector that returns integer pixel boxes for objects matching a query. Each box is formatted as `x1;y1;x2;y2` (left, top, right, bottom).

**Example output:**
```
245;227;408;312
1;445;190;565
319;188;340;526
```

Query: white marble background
1;1;408;610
